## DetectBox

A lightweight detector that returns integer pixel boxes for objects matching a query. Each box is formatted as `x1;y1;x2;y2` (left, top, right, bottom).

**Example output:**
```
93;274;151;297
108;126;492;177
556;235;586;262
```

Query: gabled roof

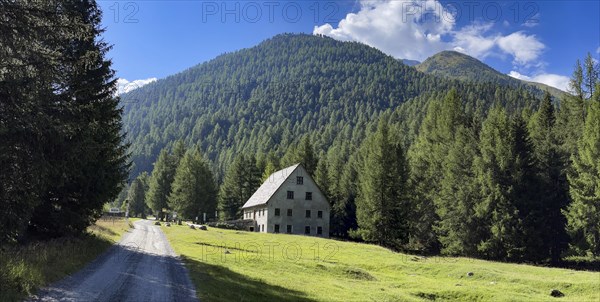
241;164;300;209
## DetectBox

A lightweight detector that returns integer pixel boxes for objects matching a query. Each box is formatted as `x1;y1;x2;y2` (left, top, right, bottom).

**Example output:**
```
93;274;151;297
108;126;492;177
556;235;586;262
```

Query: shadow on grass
90;224;118;237
180;255;315;302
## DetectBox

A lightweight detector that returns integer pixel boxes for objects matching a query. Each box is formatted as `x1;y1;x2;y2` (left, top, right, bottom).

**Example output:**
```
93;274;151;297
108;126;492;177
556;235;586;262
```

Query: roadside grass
163;224;600;302
0;217;133;301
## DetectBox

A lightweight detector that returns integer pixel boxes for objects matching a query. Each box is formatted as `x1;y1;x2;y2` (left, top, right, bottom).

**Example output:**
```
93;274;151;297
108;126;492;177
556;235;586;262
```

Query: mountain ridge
416;50;566;98
120;33;543;179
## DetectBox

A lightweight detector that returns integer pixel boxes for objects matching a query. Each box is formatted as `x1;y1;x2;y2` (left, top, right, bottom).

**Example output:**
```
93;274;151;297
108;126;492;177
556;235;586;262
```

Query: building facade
241;164;330;237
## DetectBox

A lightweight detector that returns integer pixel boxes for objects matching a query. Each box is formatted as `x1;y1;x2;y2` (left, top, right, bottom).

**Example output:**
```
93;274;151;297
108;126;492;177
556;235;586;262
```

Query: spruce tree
435;125;481;256
128;176;148;218
356;119;410;248
474;107;528;260
26;0;128;237
527;93;569;263
408;88;464;252
169;147;217;221
295;135;318;175
584;53;598;97
564;100;600;256
146;149;176;220
218;154;261;220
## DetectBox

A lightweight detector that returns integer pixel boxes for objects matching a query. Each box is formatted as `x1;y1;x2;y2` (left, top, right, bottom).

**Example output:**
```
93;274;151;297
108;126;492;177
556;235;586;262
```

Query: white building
241;164;330;237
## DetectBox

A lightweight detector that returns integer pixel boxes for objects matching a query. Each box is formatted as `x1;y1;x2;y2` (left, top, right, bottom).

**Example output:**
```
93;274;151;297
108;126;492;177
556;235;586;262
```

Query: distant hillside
416;51;566;99
120;34;542;179
401;59;420;66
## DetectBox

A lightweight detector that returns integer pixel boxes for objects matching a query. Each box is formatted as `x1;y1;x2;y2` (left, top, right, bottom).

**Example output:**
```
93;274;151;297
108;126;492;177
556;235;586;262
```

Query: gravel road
29;220;198;302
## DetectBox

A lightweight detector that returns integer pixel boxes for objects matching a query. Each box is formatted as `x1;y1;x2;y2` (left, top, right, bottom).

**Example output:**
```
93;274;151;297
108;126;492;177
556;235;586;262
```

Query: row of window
245;209;324;219
274;208;323;218
286;191;312;200
273;224;323;235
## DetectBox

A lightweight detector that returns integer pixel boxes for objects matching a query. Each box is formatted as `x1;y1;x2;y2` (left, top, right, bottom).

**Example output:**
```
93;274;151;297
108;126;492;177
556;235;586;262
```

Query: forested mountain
416;50;566;98
121;33;600;262
120;33;541;179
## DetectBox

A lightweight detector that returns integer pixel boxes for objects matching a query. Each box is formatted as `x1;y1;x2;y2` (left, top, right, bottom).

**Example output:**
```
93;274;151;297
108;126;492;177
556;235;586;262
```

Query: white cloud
452;22;498;59
597;46;600;54
313;0;545;67
508;71;570;91
314;0;453;61
497;32;545;66
116;77;157;95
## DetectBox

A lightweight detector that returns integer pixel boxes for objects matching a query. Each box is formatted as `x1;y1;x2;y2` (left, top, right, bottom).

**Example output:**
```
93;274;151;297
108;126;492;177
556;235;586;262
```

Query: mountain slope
416;51;566;98
120;34;541;179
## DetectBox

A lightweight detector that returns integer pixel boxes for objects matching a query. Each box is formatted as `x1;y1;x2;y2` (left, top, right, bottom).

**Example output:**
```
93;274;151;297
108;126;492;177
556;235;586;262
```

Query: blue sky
99;1;599;93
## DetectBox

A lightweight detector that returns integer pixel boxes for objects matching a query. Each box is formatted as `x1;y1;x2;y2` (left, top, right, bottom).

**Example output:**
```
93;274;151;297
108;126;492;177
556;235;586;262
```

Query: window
297;176;304;185
305;226;311;234
287;209;293;216
318;211;323;218
287;191;294;199
305;192;312;200
262;209;265;216
286;225;292;233
275;208;280;216
261;224;264;232
306;210;311;218
317;226;323;235
274;224;280;233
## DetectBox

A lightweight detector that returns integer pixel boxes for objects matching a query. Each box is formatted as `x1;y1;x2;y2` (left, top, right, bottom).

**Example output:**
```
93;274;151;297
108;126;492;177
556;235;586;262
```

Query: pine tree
169;147;217;222
172;139;187;163
435;125;481;256
584;53;599;98
27;0;128;237
218;154;261;220
262;161;277;182
564;100;600;256
295;135;318;175
569;59;585;100
314;158;330;198
474;107;528;260
146;149;177;220
408;88;464;252
128;176;148;218
527;93;569;263
355;119;410;249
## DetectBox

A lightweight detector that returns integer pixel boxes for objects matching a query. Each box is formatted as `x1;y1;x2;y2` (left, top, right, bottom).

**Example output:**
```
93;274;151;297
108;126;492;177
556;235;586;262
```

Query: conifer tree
169;147;217;221
356;119;410;248
26;0;128;237
218;154;261;220
474;107;529;260
408;88;464;252
527;93;569;263
146;149;176;220
584;53;599;98
295;135;318;175
564;100;600;256
262;161;277;182
128;175;149;218
435;125;481;256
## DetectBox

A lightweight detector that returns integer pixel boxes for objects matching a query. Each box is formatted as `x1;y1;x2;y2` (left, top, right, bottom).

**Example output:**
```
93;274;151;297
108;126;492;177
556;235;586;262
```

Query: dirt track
30;220;198;302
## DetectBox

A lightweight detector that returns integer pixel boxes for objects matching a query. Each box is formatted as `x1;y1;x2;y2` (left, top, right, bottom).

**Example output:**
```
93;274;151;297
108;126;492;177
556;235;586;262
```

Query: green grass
0;217;133;301
163;224;600;302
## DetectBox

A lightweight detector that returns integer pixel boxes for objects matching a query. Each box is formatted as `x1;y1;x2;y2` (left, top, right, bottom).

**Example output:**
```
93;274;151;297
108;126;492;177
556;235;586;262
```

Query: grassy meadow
0;217;133;301
163;224;600;302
